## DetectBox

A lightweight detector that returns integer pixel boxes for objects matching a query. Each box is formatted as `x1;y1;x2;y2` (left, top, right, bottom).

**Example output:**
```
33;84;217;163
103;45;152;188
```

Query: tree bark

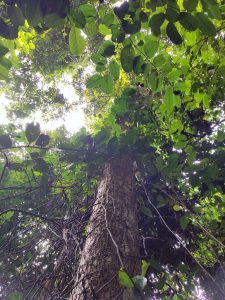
70;154;140;300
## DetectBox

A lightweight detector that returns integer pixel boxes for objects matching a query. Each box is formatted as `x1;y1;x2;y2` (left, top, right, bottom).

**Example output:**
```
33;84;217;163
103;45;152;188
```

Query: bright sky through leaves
0;84;85;133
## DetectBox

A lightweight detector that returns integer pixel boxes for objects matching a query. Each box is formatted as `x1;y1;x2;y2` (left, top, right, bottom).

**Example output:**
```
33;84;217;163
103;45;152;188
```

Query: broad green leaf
141;260;150;277
9;291;22;300
153;54;166;67
24;1;43;27
111;25;125;43
119;270;134;288
0;134;12;148
0;45;9;57
165;86;175;112
0;211;14;221
122;20;141;34
99;24;111;35
84;22;98;37
86;74;102;89
133;55;144;74
180;216;190;230
100;75;113;94
91;53;107;65
195;12;216;35
103;13;115;27
167;68;182;82
113;2;129;20
166;3;180;22
156;275;166;290
120;45;135;73
144;37;159;58
109;61;120;80
173;204;183;211
183;0;198;10
149;259;164;272
69;26;86;55
139;11;149;23
44;14;65;29
149;13;165;36
102;41;115;57
8;6;25;26
70;9;86;28
25;122;40;143
166;22;183;45
0;18;10;39
79;4;96;17
179;12;198;31
208;4;222;20
149;71;158;92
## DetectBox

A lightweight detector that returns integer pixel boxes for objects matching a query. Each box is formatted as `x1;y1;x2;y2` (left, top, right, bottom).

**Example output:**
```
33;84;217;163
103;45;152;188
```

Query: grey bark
70;155;140;300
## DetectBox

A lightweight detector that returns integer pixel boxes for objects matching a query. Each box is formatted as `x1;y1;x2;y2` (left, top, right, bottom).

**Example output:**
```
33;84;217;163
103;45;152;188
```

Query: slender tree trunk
70;154;140;300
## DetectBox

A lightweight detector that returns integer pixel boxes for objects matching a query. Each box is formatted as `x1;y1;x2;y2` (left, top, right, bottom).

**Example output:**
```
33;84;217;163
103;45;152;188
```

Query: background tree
1;0;225;299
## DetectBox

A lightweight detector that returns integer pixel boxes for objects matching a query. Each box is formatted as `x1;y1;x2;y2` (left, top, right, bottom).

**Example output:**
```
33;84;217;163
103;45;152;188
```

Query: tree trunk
70;154;140;300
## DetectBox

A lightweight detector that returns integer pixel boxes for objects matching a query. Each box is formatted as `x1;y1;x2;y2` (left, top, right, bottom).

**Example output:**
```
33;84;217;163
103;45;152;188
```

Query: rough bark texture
70;155;140;300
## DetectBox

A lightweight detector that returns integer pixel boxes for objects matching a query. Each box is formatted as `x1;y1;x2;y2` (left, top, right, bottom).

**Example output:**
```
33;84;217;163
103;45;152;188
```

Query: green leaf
195;12;216;35
99;24;111;35
120;45;135;73
149;71;159;92
165;86;175;112
8;6;25;26
166;22;183;45
79;4;96;17
0;134;12;148
133;55;144;74
180;216;190;230
86;74;103;89
0;45;8;58
25;123;40;143
100;75;113;94
149;259;164;272
119;270;134;288
69;26;86;56
183;0;198;10
24;0;43;27
122;19;141;34
109;61;120;80
102;41;115;57
111;25;125;43
173;204;183;211
35;134;50;147
141;260;150;277
70;9;86;28
144;37;159;58
0;18;10;39
113;2;129;20
166;3;180;22
208;4;222;20
9;291;22;300
179;12;198;31
103;13;115;27
91;53;107;65
139;11;149;23
84;21;98;37
149;13;165;36
0;211;14;221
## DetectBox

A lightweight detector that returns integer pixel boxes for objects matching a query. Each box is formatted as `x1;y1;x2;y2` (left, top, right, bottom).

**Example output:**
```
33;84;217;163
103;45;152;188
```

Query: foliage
1;0;225;299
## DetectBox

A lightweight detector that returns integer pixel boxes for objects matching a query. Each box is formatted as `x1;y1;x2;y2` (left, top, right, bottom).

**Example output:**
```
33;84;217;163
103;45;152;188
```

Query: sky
0;80;85;134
